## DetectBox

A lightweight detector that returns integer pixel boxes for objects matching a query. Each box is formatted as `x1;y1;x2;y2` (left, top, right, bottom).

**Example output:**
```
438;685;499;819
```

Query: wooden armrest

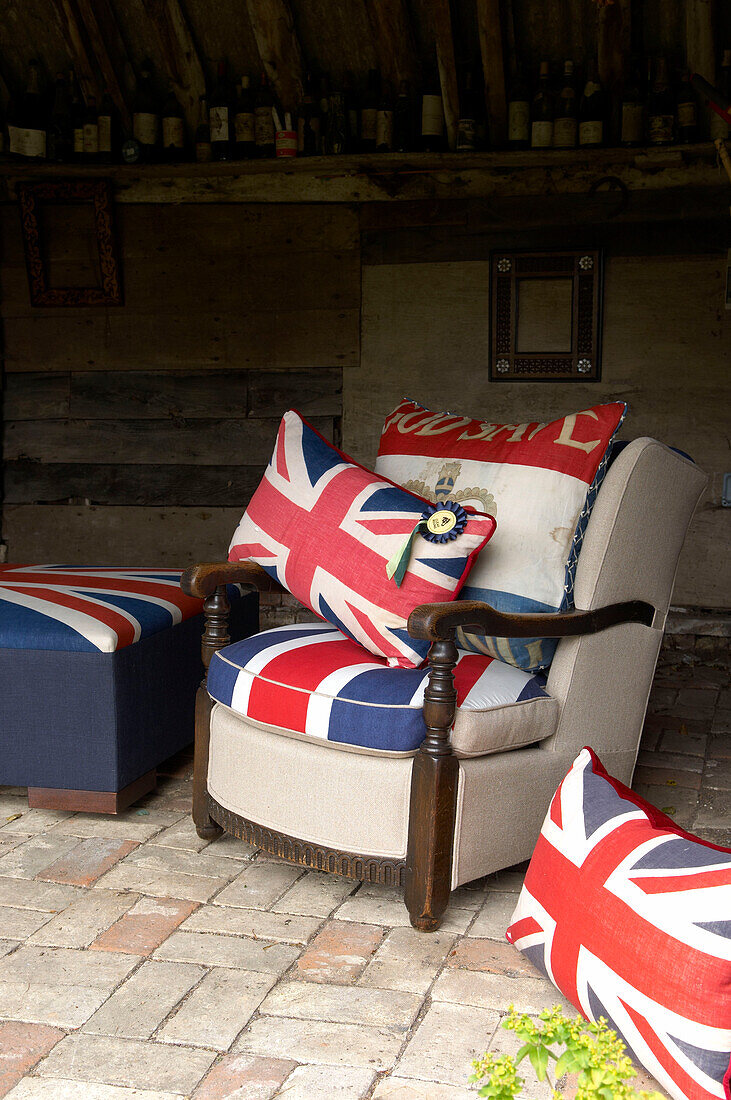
181;561;285;599
407;598;655;642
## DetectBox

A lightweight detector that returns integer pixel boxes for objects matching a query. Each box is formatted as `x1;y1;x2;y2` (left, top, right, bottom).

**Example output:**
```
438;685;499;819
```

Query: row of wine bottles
3;52;730;165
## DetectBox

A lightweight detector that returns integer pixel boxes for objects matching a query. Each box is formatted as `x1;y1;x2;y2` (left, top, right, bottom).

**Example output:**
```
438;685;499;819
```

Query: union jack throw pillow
506;748;731;1100
228;410;496;668
375;397;627;671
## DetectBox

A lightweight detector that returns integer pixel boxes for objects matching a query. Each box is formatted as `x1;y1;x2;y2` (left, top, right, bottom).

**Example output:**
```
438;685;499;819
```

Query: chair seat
207;622;559;756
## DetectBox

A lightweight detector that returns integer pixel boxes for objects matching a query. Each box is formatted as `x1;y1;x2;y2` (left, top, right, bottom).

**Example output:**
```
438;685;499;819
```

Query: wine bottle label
677;102;697;127
235;111;255;143
579;119;603;145
421;95;443;137
74;127;84;154
456;118;476;151
553;117;577;147
648;114;673;143
83;123;98;154
255;106;274;145
376;109;393;149
621;103;643;144
195;140;212;163
508;101;529;141
275;130;297;157
9;126;46;157
134;112;158;145
210;106;230;142
360;107;377;141
98;115;112;152
162;117;185;148
531;120;553;148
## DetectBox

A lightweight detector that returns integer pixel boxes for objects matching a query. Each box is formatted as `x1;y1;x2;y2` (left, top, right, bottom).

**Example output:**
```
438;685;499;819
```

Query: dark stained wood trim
208;796;406;886
28;769;156;814
182;561;284;600
407;598;656;642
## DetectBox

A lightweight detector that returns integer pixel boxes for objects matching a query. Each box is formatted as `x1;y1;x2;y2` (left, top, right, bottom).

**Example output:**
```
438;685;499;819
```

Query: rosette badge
386;501;469;587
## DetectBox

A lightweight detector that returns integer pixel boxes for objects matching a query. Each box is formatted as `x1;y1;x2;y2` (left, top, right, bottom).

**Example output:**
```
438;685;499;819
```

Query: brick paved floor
0;659;728;1100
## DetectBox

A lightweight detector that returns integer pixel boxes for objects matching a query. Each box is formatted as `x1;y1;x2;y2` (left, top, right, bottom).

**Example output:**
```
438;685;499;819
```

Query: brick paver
0;654;726;1098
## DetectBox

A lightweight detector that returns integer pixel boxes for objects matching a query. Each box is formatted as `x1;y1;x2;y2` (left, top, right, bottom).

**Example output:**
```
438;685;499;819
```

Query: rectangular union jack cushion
506;748;731;1100
207;622;555;754
228;410;497;669
375;398;626;671
0;565;210;652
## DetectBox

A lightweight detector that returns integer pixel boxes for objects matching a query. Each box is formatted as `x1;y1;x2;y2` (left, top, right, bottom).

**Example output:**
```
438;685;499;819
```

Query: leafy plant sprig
470;1006;666;1100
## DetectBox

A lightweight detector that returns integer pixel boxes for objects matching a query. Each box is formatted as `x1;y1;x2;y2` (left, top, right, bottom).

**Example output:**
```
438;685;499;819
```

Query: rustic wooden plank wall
0;203;358;564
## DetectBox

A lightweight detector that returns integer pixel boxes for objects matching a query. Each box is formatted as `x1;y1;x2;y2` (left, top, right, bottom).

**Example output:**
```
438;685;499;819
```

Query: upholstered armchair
182;434;706;932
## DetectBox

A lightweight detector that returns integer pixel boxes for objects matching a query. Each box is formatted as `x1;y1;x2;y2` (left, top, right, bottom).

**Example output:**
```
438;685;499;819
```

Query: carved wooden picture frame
489;249;603;381
17;179;123;307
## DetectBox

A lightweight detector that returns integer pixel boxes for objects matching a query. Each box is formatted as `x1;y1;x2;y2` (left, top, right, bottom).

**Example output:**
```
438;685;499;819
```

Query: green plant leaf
529;1045;550;1081
514;1043;532;1066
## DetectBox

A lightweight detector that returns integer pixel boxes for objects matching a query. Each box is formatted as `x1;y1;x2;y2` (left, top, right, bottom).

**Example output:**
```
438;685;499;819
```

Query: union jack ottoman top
0;565;214;653
376;397;626;672
507;747;731;1100
207;622;556;755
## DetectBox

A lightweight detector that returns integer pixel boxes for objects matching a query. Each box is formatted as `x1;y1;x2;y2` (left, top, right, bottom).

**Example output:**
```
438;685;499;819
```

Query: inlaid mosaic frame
17;179;123;307
489;249;603;381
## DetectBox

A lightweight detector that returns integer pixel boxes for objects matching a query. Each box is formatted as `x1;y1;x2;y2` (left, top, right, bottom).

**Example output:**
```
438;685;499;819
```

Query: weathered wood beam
598;0;631;145
145;0;206;135
50;0;99;102
476;0;507;147
431;0;459;151
245;0;303;114
74;0;133;131
366;0;419;93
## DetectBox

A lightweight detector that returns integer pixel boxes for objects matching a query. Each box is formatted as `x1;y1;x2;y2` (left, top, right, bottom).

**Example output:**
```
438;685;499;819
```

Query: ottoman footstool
0;565;256;812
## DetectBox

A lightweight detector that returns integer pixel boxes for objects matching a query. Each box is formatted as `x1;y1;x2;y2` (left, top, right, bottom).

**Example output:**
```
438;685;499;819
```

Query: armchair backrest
544;438;708;780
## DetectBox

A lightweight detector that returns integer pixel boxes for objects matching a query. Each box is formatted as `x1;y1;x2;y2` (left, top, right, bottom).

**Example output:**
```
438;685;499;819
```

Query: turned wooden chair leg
404;637;459;932
192;584;232;841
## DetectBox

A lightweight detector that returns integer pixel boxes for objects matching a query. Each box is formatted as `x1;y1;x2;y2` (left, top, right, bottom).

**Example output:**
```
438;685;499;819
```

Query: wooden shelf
0;143;724;204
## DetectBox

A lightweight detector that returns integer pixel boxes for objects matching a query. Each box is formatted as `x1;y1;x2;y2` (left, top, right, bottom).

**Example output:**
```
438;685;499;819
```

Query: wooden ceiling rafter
145;0;206;136
245;0;304;113
477;0;507;147
49;0;99;102
430;0;460;150
366;0;419;94
73;0;134;131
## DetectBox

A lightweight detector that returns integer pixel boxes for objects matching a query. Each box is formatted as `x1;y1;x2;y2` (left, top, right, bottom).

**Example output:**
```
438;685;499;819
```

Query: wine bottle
298;71;320;156
620;59;644;146
579;62;605;147
210;60;231;160
10;60;46;159
318;72;331;154
82;94;99;160
69;71;84;161
507;66;530;148
342;70;359;152
456;64;480;151
553;60;577;148
360;69;379;152
97;89;114;162
161;86;185;160
195;94;212;162
647;57;674;145
675;71;697;144
531;61;553;148
376;80;394;152
420;62;444;152
133;59;159;160
254;72;275;157
393;79;414;152
710;49;730;140
234;75;255;158
47;72;72;162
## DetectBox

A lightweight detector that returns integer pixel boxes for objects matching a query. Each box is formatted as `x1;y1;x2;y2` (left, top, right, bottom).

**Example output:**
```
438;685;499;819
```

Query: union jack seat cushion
0;565;209;652
207;622;556;754
507;748;731;1100
375;398;627;672
228;410;497;669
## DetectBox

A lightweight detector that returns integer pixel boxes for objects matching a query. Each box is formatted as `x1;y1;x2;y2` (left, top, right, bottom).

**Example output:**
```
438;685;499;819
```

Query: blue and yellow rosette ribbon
386;500;468;587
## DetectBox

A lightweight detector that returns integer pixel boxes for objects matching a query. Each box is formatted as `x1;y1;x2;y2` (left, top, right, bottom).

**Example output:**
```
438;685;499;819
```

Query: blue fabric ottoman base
0;591;258;793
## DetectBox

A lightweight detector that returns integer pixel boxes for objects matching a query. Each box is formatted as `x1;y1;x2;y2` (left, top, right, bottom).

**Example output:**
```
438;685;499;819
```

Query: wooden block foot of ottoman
28;769;157;814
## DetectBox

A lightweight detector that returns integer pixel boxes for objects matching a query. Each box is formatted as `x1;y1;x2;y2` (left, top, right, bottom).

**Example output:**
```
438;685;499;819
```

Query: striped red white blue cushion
228;410;497;669
207;622;552;754
507;748;731;1100
375;398;626;672
0;565;208;653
